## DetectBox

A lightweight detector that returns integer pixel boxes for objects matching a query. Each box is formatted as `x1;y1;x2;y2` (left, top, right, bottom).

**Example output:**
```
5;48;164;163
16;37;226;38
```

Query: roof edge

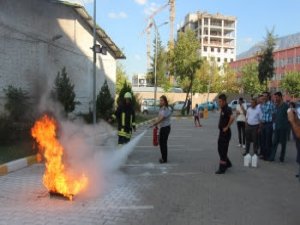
55;1;126;59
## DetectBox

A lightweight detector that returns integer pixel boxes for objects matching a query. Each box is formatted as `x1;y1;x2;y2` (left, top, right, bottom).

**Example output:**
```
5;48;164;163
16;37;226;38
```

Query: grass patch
0;141;36;165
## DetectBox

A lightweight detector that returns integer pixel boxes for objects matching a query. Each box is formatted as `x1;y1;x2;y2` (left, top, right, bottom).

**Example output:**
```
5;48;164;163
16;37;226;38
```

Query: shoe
242;145;246;149
226;159;232;168
159;159;167;164
296;174;299;178
215;169;225;174
279;157;285;163
215;164;226;174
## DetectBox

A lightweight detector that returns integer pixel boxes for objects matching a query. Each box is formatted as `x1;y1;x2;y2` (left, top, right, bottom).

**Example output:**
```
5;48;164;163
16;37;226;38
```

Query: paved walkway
0;113;299;225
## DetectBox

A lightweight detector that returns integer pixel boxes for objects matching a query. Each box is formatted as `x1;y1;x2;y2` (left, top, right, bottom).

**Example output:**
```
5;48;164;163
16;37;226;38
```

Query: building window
217;48;221;53
204;18;208;25
287;57;293;64
217;57;221;62
204;46;207;52
224;58;228;63
277;74;282;80
211;48;214;52
224;48;227;53
230;58;234;62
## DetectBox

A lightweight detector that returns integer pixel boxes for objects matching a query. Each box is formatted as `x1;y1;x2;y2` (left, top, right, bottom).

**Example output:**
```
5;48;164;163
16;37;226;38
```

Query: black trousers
218;129;231;163
245;124;259;154
159;125;171;162
269;128;288;161
237;121;246;145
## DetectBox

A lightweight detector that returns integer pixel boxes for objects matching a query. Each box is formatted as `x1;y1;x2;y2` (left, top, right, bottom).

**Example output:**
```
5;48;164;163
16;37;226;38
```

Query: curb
0;155;38;176
0;116;186;176
0;119;155;176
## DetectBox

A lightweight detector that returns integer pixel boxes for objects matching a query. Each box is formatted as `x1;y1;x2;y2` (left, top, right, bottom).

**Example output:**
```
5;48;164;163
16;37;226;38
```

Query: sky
69;0;300;79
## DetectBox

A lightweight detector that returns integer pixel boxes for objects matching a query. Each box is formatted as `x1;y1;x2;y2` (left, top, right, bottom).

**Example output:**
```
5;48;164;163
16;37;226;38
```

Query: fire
31;115;88;200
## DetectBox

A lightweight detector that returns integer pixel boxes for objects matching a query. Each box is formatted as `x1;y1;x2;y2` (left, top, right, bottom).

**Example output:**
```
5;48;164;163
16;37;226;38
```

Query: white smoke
33;70;147;200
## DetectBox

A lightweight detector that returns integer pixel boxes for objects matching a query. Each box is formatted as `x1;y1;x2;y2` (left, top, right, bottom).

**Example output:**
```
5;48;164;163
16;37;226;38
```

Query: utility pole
153;20;168;111
92;0;97;125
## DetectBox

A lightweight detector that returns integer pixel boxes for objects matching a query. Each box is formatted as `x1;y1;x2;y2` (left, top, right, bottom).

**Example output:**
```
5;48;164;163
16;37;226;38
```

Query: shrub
52;67;79;116
96;80;114;120
4;85;30;122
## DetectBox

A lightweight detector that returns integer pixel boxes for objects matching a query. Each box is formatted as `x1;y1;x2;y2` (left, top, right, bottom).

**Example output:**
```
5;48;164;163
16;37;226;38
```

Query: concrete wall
134;92;219;106
0;0;117;114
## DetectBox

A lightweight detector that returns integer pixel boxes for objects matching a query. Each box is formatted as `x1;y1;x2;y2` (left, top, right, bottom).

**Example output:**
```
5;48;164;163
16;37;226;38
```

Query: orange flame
31;115;88;200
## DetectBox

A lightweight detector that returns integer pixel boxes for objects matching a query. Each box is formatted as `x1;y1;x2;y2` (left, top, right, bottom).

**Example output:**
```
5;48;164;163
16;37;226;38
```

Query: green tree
174;29;202;105
147;34;171;91
193;60;210;93
52;67;78;115
258;29;276;90
221;63;240;93
96;80;115;120
281;71;300;98
3;85;30;122
240;62;265;95
116;63;128;95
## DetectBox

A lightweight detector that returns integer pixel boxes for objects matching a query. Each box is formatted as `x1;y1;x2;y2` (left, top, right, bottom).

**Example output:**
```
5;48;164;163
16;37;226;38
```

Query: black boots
226;159;232;168
215;164;227;174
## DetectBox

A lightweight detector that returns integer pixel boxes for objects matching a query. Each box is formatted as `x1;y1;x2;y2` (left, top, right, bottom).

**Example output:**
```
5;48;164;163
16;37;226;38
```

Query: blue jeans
260;122;273;159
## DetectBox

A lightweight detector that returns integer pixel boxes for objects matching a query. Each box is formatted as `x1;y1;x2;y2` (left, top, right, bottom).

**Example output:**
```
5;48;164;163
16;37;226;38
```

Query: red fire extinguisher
153;126;159;146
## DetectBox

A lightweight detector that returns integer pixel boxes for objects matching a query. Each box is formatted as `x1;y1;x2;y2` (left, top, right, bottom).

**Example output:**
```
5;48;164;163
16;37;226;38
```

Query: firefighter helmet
124;92;132;99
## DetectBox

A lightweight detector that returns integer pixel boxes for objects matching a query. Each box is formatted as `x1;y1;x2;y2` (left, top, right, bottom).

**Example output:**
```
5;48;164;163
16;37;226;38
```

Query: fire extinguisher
153;126;159;146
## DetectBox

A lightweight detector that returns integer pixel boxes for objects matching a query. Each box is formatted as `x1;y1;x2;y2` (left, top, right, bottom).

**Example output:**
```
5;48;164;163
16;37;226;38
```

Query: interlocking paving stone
0;113;299;225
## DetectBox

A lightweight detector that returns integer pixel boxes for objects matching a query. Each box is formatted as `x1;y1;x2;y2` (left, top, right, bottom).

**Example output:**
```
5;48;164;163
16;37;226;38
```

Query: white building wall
0;0;118;114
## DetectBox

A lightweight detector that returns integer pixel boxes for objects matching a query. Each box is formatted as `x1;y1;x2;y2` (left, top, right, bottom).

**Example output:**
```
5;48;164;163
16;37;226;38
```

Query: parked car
198;101;218;111
228;99;250;110
141;98;160;114
172;101;186;111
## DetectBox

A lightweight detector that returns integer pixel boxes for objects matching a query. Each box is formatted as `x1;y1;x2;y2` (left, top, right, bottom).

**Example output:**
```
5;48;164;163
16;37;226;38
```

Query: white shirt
246;106;262;125
236;103;247;122
297;107;300;119
158;106;172;128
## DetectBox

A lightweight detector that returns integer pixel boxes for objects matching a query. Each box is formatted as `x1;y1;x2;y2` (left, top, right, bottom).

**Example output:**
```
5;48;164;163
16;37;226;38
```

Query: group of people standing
216;92;300;179
111;92;300;181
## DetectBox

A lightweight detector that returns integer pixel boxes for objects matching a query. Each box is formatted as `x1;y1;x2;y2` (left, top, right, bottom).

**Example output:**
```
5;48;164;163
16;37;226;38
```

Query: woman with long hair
152;95;172;163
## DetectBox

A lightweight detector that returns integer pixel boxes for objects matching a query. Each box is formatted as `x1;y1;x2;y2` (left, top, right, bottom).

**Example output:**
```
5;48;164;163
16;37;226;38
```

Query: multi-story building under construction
178;12;237;67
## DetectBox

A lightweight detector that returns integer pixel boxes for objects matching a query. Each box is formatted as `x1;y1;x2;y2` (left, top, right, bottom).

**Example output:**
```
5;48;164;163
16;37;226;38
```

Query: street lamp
152;20;168;110
91;0;107;125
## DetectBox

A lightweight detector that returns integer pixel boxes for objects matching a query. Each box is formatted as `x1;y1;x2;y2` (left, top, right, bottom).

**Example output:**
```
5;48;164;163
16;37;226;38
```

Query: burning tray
49;191;74;201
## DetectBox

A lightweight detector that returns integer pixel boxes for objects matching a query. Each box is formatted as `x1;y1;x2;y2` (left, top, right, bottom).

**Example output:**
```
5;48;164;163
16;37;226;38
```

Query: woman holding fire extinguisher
152;95;172;163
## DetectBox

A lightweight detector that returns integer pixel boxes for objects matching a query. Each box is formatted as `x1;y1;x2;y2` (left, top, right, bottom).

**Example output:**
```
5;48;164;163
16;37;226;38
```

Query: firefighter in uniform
216;94;235;174
111;92;136;145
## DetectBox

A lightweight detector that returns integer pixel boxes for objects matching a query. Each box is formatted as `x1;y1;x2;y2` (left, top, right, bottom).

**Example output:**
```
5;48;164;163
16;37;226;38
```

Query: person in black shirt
186;98;191;115
216;94;235;174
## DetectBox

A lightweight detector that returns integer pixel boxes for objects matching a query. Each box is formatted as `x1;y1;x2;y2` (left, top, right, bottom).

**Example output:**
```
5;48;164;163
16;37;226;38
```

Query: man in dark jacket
216;94;235;174
112;92;136;145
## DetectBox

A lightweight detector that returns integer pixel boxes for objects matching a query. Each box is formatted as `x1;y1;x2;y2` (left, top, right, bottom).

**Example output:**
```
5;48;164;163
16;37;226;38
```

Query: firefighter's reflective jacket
112;103;136;139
